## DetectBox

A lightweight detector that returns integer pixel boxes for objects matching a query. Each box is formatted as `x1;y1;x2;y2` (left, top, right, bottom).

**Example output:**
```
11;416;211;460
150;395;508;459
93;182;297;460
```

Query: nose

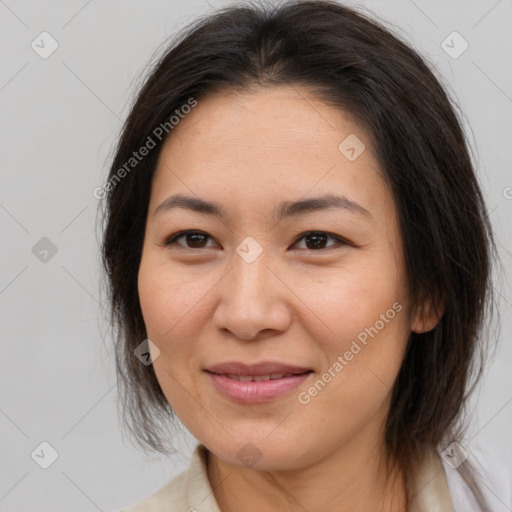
212;249;292;341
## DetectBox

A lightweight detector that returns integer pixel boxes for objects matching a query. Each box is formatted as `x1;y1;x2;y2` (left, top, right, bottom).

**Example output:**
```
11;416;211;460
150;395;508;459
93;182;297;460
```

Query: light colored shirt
118;444;511;512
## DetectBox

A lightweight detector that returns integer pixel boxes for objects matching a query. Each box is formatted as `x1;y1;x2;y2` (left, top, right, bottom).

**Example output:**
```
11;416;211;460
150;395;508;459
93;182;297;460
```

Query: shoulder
116;444;220;512
121;466;190;512
439;444;512;512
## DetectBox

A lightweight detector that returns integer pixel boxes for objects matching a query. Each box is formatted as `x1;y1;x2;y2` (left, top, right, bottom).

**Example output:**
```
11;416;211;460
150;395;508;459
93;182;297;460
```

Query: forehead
159;85;368;160
150;86;389;218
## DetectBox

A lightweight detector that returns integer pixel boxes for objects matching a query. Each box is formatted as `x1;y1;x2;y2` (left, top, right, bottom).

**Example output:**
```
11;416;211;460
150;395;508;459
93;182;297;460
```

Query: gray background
1;0;511;510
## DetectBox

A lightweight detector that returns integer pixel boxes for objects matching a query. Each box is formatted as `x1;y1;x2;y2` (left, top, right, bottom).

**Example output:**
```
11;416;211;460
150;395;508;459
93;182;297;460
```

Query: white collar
185;444;456;511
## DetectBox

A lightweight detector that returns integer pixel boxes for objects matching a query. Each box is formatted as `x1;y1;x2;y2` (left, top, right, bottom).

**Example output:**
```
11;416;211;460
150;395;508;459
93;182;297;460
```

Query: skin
137;85;440;512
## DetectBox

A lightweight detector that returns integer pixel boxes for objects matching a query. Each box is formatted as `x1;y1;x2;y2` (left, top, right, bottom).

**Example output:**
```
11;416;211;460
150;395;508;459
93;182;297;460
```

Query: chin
200;433;315;472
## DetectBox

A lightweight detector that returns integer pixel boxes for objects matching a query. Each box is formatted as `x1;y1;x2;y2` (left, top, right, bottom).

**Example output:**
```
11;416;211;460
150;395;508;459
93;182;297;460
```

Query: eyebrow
153;193;372;220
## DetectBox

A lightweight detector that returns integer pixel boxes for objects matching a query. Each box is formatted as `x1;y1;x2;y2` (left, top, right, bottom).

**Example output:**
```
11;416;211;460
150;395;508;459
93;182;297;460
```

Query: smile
205;369;313;403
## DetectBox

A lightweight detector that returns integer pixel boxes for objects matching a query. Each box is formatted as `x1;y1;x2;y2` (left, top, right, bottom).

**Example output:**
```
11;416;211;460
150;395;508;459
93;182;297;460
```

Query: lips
204;361;313;403
222;372;300;381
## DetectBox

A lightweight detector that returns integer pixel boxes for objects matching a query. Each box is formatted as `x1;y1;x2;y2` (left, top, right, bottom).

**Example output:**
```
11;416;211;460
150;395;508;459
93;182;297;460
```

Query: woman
101;1;507;510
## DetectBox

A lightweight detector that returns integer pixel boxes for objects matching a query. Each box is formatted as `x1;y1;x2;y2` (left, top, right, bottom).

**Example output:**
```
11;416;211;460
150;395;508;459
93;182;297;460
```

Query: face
137;85;423;471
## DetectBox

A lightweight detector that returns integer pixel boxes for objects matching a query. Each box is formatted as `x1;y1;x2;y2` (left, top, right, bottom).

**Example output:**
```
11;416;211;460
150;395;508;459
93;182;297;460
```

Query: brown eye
292;232;349;251
164;231;217;249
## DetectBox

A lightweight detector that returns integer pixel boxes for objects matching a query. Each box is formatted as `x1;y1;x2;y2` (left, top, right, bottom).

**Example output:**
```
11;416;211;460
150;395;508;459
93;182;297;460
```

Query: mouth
204;361;314;403
212;372;310;382
205;361;313;376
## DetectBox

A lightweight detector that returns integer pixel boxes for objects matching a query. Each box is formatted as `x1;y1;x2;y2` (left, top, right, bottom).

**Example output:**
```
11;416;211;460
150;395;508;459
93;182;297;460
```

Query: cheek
137;253;209;346
137;252;216;400
137;255;202;419
288;251;409;406
291;300;409;455
288;254;406;349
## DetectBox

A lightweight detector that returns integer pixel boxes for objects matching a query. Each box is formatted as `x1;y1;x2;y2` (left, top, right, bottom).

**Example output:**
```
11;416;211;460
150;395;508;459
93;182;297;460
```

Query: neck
206;438;407;512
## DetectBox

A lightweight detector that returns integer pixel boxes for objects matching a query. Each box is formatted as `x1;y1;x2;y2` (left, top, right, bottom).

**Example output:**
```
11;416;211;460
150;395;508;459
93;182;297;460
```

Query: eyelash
162;230;353;252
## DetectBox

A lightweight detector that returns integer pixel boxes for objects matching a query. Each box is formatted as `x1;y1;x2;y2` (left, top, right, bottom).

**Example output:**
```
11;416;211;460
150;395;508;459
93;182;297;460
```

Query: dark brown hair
100;0;497;508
